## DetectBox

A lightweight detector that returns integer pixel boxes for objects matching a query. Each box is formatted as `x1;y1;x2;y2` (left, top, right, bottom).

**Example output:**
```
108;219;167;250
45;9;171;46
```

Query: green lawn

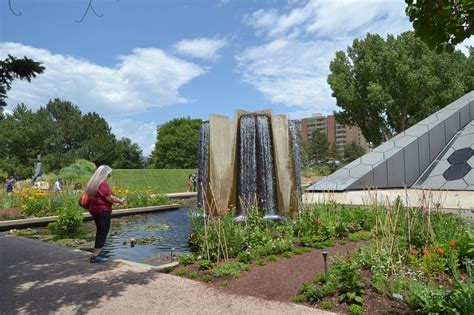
110;169;196;193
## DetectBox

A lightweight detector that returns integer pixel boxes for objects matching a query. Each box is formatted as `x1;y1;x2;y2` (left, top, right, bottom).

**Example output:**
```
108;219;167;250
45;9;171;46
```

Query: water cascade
197;110;301;219
197;121;209;208
238;115;278;218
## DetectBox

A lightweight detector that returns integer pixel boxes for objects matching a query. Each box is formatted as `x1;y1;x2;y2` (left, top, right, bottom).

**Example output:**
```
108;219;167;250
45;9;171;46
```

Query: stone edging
0;204;181;231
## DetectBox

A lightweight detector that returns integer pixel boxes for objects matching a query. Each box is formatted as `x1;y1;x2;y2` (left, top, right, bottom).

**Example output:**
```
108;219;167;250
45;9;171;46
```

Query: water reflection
95;208;194;265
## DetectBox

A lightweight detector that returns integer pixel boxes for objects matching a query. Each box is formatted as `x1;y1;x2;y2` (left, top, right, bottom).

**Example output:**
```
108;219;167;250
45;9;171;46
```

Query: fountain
197;110;301;219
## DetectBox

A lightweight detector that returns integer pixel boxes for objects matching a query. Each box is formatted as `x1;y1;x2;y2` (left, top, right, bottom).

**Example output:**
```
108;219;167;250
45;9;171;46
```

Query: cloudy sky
1;0;472;155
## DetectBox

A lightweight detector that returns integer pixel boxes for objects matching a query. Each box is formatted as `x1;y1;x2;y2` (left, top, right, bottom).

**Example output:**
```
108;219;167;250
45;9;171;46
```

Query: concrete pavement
0;234;330;315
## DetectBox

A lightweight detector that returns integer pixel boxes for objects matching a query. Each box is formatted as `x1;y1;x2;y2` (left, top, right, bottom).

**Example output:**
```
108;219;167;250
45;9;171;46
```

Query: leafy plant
199;259;212;270
257;258;266;266
321;300;333;309
202;274;213;283
314;273;326;284
178;254;196;266
283;251;293;258
303;247;312;253
268;254;277;262
371;273;386;295
47;207;83;238
323;240;336;247
175;267;186;276
188;271;197;279
332;257;365;305
237;251;252;264
292;247;303;255
348;304;363;315
293;295;305;303
220;280;229;287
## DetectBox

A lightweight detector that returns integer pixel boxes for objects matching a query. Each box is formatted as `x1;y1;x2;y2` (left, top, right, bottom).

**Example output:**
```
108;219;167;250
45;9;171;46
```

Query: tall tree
328;31;470;146
0;55;44;118
150;117;201;169
405;0;473;52
306;131;329;164
78;112;117;167
112;137;143;169
343;142;366;164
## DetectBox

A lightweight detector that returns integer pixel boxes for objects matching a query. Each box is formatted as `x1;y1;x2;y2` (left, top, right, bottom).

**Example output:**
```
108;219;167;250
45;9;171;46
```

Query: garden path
0;234;332;314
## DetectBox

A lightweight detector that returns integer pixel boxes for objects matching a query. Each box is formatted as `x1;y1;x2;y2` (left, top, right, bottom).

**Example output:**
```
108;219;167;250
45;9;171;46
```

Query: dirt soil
197;242;413;314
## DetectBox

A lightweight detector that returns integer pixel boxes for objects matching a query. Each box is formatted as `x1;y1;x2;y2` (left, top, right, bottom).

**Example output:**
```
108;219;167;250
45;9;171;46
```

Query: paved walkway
0;234;330;315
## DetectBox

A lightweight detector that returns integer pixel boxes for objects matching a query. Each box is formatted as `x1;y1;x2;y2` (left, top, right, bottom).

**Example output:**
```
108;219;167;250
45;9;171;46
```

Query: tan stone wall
271;114;291;214
208;114;237;212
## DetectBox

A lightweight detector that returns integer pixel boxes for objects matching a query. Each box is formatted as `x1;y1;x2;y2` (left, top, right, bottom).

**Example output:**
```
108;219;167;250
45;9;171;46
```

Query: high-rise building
299;113;368;151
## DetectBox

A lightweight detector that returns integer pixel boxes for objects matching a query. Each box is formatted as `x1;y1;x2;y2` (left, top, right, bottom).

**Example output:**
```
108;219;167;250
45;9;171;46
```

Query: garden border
0;204;181;231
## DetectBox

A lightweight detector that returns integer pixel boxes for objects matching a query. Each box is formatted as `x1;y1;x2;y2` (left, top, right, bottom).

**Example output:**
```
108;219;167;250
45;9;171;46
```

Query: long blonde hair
85;165;112;196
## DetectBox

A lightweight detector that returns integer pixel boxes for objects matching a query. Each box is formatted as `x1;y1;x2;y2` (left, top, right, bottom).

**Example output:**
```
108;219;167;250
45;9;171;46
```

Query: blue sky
1;0;472;155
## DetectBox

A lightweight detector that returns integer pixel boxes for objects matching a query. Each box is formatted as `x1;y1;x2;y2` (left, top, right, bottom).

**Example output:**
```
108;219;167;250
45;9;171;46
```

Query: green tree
0;55;44;118
306;131;329;164
328;32;470;146
0;104;44;177
150;117;201;169
405;0;473;52
327;142;341;161
38;99;84;171
112;137;143;169
78;112;117;167
343;142;366;164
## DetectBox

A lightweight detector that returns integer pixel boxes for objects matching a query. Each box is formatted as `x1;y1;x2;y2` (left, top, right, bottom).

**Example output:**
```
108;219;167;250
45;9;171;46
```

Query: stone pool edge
0;204;181;231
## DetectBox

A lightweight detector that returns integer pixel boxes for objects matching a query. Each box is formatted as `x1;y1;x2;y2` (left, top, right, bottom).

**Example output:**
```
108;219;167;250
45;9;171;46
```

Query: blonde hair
85;165;112;196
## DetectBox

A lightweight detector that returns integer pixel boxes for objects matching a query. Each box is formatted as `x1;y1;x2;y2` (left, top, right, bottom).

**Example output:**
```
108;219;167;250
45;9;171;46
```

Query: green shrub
268;254;277;262
176;267;186;276
237;251;252;264
303;247;312;253
332;258;364;305
59;159;96;188
323;240;336;247
188;271;197;279
293;295;305;303
283;251;293;258
314;273;326;284
299;282;323;303
313;242;324;249
257;258;266;266
47;207;83;238
213;262;247;277
348;304;363;315
292;247;303;255
339;240;348;245
371;273;386;295
178;254;195;266
220;280;229;287
202;274;213;283
232;271;241;279
199;259;212;270
321;300;333;309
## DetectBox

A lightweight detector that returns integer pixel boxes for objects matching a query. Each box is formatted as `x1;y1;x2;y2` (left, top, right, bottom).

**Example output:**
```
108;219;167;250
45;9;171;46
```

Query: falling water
197;121;209;208
289;121;302;205
238;115;278;217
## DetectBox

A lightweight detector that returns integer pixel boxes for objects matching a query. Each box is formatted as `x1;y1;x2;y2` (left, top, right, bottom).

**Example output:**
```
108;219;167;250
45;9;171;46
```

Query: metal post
322;249;328;278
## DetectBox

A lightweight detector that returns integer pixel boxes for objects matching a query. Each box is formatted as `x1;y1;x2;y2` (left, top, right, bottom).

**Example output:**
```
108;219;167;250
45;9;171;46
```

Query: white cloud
0;42;206;116
172;37;228;61
110;119;157;156
238;0;412;117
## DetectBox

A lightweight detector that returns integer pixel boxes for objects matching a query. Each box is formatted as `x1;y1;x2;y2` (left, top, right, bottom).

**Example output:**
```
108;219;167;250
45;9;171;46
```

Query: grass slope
111;169;196;193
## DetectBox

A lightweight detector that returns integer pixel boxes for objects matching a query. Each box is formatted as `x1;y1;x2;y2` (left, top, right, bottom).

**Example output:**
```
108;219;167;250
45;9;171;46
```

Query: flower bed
175;202;473;314
0;186;170;220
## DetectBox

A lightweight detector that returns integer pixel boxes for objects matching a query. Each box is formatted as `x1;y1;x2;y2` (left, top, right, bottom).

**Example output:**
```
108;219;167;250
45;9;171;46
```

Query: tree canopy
0;55;44;117
343;142;366;164
405;0;473;52
328;31;472;146
0;99;142;177
150;117;202;169
306;131;329;163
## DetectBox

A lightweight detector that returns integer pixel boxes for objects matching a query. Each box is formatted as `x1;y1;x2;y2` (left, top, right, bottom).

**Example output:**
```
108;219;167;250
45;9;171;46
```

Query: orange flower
437;248;444;256
423;249;429;257
409;248;416;255
450;240;455;249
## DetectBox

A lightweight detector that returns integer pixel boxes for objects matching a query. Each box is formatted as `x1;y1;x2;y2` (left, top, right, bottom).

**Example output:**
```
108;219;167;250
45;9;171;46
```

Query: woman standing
85;165;124;263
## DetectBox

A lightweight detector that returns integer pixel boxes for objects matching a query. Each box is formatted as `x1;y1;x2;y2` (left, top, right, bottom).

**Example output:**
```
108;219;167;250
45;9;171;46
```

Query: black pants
93;212;111;249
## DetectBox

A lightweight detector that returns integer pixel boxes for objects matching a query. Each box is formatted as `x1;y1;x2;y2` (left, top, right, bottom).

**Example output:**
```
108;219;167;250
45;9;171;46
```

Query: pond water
94;207;194;265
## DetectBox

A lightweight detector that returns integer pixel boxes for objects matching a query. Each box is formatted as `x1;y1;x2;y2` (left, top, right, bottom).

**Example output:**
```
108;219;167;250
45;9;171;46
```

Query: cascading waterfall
197;121;209;208
289;121;302;204
238;115;278;217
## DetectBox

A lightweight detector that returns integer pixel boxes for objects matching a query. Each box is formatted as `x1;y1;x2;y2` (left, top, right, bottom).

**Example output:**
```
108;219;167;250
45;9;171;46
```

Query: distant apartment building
299;113;368;151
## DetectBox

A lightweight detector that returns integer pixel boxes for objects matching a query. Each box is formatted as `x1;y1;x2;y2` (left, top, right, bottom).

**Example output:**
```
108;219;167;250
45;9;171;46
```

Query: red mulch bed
175;241;414;314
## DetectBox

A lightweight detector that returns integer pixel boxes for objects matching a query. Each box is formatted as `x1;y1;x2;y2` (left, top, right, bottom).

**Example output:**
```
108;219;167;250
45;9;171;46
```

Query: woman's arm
105;195;124;205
